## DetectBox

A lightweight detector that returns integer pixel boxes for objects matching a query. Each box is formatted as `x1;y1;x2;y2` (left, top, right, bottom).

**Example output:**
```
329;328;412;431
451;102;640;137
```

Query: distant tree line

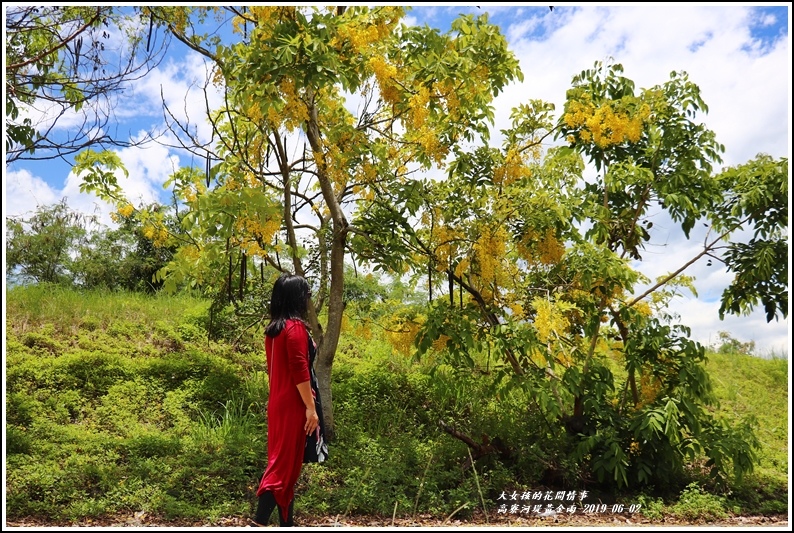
5;199;175;293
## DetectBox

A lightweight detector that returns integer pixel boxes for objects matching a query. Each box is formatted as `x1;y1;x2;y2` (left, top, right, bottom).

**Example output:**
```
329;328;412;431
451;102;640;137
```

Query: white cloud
6;138;182;229
5;166;118;228
120;52;225;145
665;296;790;358
5;169;61;218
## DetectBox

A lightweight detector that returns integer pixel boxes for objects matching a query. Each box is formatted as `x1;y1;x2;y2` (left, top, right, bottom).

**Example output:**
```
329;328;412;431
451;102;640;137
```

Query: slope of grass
4;285;789;523
703;351;789;514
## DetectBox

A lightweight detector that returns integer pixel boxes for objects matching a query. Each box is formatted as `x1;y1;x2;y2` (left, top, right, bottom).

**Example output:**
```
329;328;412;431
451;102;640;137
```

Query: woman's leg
277;498;294;527
253;490;278;526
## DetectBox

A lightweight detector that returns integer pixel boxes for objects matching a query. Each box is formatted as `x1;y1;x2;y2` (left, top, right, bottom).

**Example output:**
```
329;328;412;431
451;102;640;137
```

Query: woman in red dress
252;273;319;527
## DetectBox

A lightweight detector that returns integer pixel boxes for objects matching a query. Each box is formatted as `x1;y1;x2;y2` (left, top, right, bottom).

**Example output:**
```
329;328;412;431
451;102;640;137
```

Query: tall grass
6;283;209;336
193;394;261;444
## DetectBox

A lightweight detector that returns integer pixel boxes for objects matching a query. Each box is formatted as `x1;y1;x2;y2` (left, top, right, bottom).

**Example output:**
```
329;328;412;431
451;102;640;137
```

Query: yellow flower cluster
180;245;200;261
221;177;237;191
246;6;296;41
363;162;379;183
494;148;530;186
386;320;422;356
532;297;570;344
332;6;400;50
516;228;563;265
508;302;524;320
266;107;282;129
528;346;549;368
368;56;400;104
164;7;190;38
562;96;592;128
537;228;565;265
453;257;470;279
412;126;448;166
245;100;263;123
634;301;653;317
182;190;198;205
461;65;490;102
515;230;534;261
142;224;170;248
446;95;461;123
554;349;574;368
473;226;508;283
340;314;351;333
247;6;278;24
408;86;431;129
279;77;309;131
635;372;662;410
246;171;264;188
118;204;135;217
235;216;281;253
431;334;451;353
263;218;281;242
337;23;381;55
433;225;461;272
436;80;460;121
240;241;266;257
210;63;227;87
324;144;350;187
564;98;650;148
353;322;373;340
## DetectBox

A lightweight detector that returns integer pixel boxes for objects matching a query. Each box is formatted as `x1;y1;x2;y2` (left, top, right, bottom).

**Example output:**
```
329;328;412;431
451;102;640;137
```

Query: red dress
256;319;311;520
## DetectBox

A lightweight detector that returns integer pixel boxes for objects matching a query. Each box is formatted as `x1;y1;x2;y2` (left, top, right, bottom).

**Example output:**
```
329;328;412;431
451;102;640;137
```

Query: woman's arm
296;380;319;435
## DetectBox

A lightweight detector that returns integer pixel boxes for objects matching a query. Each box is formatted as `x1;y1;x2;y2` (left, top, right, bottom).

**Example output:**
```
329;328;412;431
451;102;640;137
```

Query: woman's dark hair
265;273;310;337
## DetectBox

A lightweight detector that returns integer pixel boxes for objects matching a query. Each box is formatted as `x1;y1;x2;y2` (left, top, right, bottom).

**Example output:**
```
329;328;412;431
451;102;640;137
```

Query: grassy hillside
4;285;789;524
703;350;789;514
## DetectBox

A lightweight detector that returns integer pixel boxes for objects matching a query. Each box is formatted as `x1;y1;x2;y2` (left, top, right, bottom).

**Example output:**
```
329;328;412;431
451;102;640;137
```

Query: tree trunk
304;94;348;441
315;224;345;441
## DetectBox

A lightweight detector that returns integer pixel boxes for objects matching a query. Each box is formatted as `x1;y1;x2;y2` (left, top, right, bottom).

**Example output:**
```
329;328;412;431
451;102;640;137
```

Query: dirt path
5;512;789;528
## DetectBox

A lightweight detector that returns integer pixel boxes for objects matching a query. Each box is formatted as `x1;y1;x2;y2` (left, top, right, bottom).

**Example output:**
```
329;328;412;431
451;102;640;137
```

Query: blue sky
4;3;791;355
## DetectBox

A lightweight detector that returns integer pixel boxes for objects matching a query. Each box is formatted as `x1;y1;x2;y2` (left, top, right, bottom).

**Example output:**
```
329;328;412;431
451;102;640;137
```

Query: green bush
54;350;132;400
635;493;666;521
669;482;728;521
6;426;33;455
123;433;183;459
21;329;64;355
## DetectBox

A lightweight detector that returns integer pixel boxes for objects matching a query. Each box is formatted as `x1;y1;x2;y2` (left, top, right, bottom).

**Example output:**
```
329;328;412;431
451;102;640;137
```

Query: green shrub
6;390;41;426
44;389;87;424
54;350;131;400
177;321;205;342
669;482;728;521
107;320;138;339
21;329;64;355
79;315;102;331
123;433;183;459
6;426;33;455
93;380;157;435
635;493;666;521
152;321;185;352
6;459;64;517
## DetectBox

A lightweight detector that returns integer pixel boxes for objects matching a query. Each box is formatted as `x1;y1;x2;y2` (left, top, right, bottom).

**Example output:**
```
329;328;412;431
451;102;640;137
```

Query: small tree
712;331;755;356
355;61;783;487
72;202;178;292
5;199;91;285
